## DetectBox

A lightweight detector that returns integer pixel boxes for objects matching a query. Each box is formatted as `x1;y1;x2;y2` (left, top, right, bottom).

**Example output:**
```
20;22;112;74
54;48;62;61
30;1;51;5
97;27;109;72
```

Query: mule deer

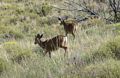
34;34;68;58
58;17;77;39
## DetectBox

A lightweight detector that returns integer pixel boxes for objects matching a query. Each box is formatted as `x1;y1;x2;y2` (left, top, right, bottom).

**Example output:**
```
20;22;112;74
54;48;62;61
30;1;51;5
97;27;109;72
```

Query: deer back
40;35;67;51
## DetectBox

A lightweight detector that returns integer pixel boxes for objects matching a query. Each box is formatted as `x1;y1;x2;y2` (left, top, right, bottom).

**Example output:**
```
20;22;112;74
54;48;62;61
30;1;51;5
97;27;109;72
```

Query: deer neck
62;20;67;26
38;39;45;49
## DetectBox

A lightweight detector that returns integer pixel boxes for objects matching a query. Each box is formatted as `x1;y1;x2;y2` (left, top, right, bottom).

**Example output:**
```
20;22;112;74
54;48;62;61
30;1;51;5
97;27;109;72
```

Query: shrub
34;2;52;16
0;25;24;39
33;46;43;56
0;58;7;74
97;36;120;60
11;49;32;63
81;18;105;29
41;3;52;16
112;23;120;35
82;59;120;78
8;30;24;39
3;41;32;63
39;16;58;25
82;36;120;64
0;26;9;34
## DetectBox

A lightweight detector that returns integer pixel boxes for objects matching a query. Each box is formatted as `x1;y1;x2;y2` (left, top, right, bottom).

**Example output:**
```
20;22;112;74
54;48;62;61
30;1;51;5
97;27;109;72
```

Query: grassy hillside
0;0;120;78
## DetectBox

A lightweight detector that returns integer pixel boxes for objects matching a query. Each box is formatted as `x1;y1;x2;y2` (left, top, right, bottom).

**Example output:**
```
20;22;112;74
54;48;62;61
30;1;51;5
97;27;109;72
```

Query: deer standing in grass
34;34;68;58
58;17;77;39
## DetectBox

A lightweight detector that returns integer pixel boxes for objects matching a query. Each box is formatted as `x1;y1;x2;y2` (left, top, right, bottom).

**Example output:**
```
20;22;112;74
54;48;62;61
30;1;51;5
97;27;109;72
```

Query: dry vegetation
0;0;120;78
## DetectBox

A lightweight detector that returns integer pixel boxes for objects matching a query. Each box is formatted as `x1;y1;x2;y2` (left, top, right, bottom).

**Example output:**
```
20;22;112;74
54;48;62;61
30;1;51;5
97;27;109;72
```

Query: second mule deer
34;34;68;58
58;17;77;39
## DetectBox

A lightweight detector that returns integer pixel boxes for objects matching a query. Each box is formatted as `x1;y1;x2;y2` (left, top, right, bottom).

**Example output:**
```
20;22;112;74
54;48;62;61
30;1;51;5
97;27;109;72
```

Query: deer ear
36;34;43;39
40;34;43;38
58;17;61;21
36;34;40;37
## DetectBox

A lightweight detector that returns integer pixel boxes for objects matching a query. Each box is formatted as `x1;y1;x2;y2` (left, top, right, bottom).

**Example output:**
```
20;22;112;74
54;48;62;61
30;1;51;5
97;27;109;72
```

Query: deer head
34;34;43;44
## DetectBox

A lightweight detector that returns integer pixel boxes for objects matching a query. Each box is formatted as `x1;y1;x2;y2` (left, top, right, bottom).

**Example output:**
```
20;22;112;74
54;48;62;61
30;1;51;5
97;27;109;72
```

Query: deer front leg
48;51;51;58
43;51;48;56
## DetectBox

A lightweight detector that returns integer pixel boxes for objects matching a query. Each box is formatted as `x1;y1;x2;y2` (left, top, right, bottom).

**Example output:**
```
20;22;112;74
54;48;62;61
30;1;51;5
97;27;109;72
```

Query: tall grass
0;0;120;78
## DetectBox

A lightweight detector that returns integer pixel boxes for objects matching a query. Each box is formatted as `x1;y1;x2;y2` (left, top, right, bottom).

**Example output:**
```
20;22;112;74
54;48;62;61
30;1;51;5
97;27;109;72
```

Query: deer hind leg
74;26;77;32
65;32;68;36
44;51;48;56
62;36;67;46
61;37;68;56
72;32;75;39
60;45;68;57
63;46;68;57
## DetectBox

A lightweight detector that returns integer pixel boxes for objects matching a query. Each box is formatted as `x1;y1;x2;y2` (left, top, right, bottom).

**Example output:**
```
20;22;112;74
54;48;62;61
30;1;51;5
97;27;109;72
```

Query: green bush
82;59;120;78
39;16;58;25
81;18;105;29
34;3;52;16
97;36;120;60
41;3;52;16
12;49;32;63
113;23;120;35
0;26;9;34
3;41;32;63
0;0;16;2
8;30;24;39
0;25;24;39
33;46;43;56
82;36;120;64
0;58;7;74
